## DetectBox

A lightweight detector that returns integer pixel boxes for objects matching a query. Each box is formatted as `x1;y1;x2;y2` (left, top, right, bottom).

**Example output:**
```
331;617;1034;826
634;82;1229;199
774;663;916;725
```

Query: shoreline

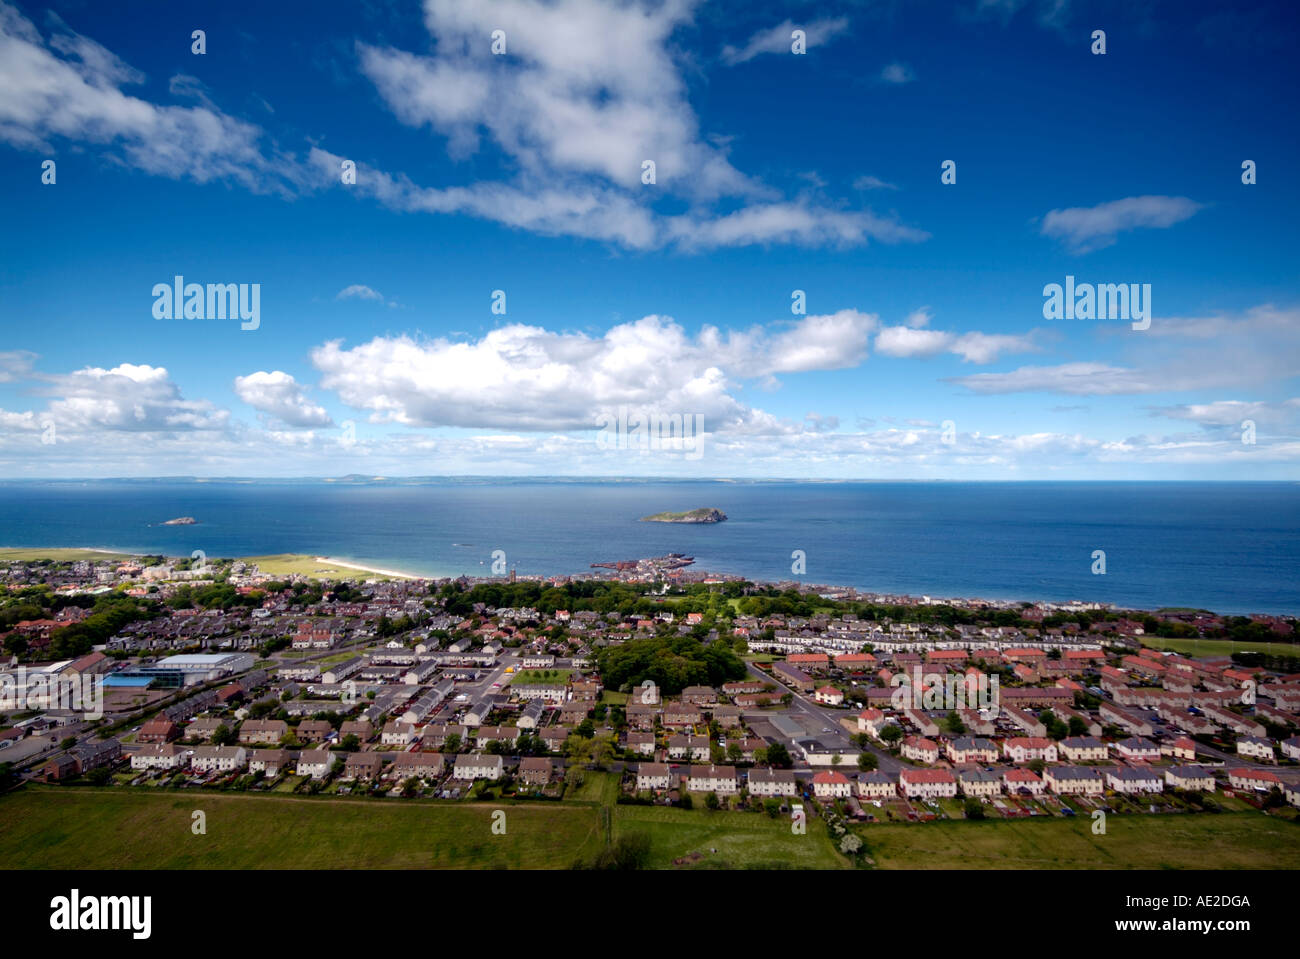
1;545;1295;618
311;556;419;580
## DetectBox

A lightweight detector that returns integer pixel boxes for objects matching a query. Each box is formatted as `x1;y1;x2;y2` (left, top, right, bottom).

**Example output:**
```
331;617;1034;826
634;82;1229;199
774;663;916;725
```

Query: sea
0;479;1296;615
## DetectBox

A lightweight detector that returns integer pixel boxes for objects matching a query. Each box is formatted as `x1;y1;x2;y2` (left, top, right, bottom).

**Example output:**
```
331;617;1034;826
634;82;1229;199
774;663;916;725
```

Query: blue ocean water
0;480;1295;615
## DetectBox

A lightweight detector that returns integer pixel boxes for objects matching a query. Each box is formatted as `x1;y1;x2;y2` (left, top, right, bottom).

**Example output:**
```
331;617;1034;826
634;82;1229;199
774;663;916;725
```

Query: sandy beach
312;556;419;579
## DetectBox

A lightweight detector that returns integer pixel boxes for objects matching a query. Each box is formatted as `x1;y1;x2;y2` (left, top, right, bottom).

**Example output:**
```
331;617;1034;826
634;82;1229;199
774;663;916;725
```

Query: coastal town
2;550;1299;868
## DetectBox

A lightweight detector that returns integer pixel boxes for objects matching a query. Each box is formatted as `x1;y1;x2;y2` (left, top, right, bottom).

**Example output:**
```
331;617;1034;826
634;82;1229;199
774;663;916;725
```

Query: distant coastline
2;545;1295;620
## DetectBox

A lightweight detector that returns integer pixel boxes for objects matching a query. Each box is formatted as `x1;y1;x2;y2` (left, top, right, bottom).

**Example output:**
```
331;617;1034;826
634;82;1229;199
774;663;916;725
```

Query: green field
612;805;848;869
1142;636;1300;661
0;786;602;869
511;669;574;685
856;812;1300;870
0;548;136;562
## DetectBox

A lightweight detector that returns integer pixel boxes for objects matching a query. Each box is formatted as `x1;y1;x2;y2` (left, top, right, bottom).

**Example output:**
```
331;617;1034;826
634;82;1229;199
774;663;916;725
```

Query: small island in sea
639;507;727;524
161;516;197;526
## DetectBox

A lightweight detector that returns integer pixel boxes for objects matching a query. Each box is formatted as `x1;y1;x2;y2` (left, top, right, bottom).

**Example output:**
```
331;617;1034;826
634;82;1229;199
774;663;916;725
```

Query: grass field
1142;636;1300;661
0;786;603;869
0;547;136;562
511;669;574;685
856;812;1300;869
612;805;849;870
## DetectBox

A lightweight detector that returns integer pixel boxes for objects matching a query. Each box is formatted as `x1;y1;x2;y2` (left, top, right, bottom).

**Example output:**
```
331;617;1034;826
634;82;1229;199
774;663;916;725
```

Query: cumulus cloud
874;310;1038;364
25;363;230;432
345;1;921;250
1040;195;1203;253
0;3;297;192
234;371;334;428
721;17;849;65
310;311;878;433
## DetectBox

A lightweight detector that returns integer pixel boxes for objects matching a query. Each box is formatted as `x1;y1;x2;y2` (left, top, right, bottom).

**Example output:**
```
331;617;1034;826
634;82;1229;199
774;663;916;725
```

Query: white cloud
0;4;296;192
1150;398;1300;429
880;62;914;84
337;285;385;302
952;305;1300;395
345;1;920;251
234;371;334;428
29;363;229;432
874;312;1038;364
854;174;899;191
1040;195;1204;253
310;310;879;433
720;18;849;65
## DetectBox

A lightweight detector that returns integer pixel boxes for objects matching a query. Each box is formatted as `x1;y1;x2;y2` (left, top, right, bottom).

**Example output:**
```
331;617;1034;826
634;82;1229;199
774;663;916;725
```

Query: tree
212;723;236;746
338;734;360;752
964;798;985;820
880;724;903;746
831;753;842;766
839;834;862;855
943;710;965;735
857;751;878;771
765;743;793;768
705;791;720;810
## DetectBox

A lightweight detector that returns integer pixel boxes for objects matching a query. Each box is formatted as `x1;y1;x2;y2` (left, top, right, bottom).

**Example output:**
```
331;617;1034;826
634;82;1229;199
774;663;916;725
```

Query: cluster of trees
596;634;747;694
166;582;263;611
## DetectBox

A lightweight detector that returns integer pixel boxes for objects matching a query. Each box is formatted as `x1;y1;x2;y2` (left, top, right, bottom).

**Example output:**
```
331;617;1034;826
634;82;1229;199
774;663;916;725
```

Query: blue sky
0;0;1297;478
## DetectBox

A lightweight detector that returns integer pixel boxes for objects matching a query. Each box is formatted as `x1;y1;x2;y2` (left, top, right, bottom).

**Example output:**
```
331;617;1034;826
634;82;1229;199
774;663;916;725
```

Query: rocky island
161;516;197;526
639;508;727;524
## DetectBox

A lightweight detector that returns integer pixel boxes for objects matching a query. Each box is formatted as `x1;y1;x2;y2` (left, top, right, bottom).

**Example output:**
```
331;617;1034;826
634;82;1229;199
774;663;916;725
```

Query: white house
190;745;247;774
748;767;797;797
130;743;188;771
452;753;504;781
687;764;739;795
296;748;334;779
1107;767;1163;794
636;762;672;791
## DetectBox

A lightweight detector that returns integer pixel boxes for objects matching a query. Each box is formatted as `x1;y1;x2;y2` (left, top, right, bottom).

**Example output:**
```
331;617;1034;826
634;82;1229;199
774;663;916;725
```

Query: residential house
518;757;554;786
748;767;798;797
453;753;504;781
1107;767;1164;794
687;764;739;795
190;745;247;774
636;762;672;792
1165;766;1216;792
296;748;335;779
857;770;898;799
1044;765;1106;796
898;767;958;799
812;770;853;799
1058;736;1108;762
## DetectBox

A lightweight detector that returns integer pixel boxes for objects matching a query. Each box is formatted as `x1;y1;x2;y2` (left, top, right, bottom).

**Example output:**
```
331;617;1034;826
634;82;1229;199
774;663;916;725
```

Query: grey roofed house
519;700;546;726
950;736;996;752
1110;766;1161;783
1049;765;1105;781
748;767;796;785
956;767;1001;783
859;770;897;785
1061;735;1105;750
1167;764;1213;780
